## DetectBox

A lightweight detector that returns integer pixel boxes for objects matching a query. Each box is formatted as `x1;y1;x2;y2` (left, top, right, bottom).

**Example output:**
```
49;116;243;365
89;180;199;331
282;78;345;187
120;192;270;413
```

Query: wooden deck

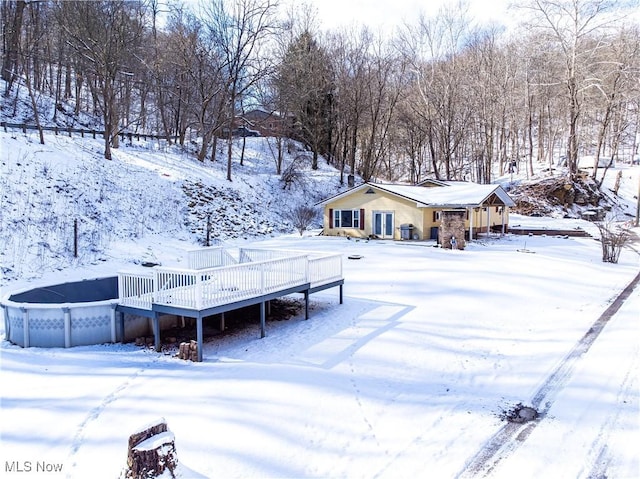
116;247;344;361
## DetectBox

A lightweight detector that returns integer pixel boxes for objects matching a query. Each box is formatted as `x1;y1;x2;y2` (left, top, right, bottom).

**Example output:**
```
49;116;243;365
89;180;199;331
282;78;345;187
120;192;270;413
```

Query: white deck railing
117;248;343;312
241;248;343;288
309;253;343;288
187;246;237;270
238;248;298;263
153;254;310;310
118;271;155;310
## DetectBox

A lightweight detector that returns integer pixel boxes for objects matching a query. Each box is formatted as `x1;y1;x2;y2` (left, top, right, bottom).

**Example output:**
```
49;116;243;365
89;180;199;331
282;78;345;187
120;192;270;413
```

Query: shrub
284;205;318;236
596;220;631;263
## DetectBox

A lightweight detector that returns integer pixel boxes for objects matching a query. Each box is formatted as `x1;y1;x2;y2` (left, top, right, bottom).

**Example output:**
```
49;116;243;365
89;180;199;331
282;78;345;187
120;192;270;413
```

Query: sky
290;0;512;33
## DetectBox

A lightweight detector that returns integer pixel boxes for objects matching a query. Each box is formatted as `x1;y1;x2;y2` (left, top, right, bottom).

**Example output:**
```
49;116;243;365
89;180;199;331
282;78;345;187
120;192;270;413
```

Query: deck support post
153;313;160;352
196;314;203;362
260;302;266;338
219;312;225;331
304;291;309;320
339;284;343;304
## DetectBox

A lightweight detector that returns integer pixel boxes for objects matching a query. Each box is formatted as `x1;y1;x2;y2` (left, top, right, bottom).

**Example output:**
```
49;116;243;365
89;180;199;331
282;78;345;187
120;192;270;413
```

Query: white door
373;211;394;238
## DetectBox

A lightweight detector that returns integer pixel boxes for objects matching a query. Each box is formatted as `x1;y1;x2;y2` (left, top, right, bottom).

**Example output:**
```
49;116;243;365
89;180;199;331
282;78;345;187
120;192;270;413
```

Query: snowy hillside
0;129;346;286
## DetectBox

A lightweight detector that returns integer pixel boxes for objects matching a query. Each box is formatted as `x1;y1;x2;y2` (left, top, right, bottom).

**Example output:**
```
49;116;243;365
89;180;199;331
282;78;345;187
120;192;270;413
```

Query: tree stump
125;419;178;478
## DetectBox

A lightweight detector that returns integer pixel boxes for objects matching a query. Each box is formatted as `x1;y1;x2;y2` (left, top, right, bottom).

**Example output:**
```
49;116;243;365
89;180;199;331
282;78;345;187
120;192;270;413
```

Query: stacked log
178;340;198;361
125;419;177;479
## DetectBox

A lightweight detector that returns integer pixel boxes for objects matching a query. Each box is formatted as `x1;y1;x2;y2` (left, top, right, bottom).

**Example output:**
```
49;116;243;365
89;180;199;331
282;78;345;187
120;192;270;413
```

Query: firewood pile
178;340;198;361
509;175;603;217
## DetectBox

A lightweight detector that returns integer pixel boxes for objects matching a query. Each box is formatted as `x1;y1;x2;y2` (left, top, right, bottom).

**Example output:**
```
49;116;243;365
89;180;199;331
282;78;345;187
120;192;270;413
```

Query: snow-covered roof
318;181;515;208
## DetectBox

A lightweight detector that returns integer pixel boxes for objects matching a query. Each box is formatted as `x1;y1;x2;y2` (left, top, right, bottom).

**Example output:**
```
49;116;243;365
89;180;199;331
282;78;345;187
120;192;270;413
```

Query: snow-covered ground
2;230;639;478
2;95;640;478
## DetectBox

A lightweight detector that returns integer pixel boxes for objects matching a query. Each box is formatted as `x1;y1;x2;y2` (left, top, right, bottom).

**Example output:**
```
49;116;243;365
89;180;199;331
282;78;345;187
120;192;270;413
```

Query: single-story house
317;179;515;246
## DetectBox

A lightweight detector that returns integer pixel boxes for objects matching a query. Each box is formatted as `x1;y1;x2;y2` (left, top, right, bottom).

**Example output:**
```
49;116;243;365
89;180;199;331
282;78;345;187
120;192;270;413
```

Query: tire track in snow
65;355;161;478
457;271;640;478
585;335;639;479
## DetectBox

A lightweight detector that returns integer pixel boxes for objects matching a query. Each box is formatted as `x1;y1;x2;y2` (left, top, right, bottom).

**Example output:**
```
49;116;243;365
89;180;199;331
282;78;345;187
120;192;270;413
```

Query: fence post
73;219;78;258
206;215;211;247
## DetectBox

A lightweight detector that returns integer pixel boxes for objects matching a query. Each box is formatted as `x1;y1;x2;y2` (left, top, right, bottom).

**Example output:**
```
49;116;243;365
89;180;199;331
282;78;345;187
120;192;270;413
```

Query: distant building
232;109;295;138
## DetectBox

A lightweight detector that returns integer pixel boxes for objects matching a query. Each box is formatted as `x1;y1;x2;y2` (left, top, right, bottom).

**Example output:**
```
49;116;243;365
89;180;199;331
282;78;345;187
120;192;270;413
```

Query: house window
333;209;360;228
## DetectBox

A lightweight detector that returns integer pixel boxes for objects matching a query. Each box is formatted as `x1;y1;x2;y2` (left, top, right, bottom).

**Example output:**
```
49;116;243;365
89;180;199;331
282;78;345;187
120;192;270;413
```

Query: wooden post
304;291;309;320
206;214;211;247
260;302;266;338
73;219;78;257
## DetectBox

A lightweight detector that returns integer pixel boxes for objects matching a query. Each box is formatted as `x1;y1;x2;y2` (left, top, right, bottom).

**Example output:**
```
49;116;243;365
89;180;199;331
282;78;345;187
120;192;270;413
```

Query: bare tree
520;0;632;175
201;0;279;180
284;205;318;236
1;0;26;94
57;0;147;160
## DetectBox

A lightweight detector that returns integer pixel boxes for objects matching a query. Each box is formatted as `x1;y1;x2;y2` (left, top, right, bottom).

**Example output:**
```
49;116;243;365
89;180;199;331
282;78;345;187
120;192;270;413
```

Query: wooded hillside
2;0;638;185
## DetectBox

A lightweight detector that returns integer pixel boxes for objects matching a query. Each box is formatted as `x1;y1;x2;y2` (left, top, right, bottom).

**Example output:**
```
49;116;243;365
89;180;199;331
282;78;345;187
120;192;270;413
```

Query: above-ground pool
1;277;122;348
